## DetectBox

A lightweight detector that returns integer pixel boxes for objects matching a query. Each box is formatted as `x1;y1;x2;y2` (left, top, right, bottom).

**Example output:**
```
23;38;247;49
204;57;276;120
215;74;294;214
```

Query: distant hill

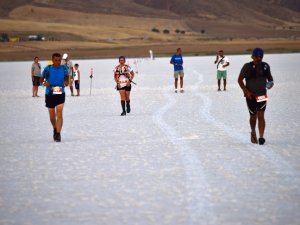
0;0;299;38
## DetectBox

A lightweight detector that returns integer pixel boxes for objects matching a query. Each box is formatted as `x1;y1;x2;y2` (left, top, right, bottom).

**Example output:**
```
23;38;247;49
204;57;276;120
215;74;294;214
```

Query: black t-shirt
240;62;271;96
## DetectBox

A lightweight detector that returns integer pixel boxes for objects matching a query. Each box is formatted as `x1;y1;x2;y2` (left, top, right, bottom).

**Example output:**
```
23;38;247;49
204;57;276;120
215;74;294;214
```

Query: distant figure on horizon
214;50;230;91
73;63;80;96
61;53;74;96
149;49;154;60
42;53;69;142
31;56;42;97
114;56;135;116
170;48;184;93
238;48;274;145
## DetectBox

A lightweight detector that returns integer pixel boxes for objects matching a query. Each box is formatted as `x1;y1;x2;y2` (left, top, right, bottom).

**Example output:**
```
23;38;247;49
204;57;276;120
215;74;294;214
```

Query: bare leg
55;104;64;133
70;86;74;95
218;80;221;91
48;108;57;129
250;114;258;143
257;111;265;138
180;77;183;89
250;114;257;131
174;78;178;90
223;79;227;91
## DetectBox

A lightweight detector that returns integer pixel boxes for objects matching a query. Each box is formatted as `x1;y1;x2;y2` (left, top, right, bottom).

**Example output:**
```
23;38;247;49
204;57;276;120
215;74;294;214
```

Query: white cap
62;53;68;59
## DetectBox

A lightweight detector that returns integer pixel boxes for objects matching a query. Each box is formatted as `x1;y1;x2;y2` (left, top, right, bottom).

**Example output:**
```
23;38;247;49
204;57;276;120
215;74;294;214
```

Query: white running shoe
175;89;178;93
180;88;184;93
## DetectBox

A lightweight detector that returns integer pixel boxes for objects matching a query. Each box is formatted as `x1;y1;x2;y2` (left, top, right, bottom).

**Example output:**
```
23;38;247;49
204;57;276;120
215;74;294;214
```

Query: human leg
246;98;258;143
257;110;266;145
126;90;131;113
250;114;258;144
55;103;64;133
174;78;178;91
119;89;126;115
180;77;184;90
48;107;57;129
223;71;227;91
69;76;74;96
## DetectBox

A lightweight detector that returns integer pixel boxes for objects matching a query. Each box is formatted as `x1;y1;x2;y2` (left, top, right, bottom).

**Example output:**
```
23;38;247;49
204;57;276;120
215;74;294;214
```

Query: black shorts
117;84;131;91
246;98;267;115
45;93;65;108
75;80;80;90
32;76;40;86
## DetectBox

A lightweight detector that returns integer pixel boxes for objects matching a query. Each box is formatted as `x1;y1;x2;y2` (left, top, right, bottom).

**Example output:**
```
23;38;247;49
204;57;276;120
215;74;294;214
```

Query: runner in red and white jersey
114;56;135;116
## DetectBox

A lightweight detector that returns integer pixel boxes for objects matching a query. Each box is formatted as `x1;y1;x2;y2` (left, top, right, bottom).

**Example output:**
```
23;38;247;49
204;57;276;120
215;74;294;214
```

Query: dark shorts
75;80;80;90
117;84;131;92
246;98;267;115
32;76;40;86
45;93;65;108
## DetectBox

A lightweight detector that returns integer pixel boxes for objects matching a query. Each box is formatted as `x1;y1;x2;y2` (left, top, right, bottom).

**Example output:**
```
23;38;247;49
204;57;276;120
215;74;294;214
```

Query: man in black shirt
238;48;274;145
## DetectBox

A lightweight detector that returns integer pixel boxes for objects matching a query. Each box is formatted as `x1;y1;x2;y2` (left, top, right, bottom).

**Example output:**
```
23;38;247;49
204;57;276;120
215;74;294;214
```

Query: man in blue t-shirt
42;53;69;142
170;48;184;93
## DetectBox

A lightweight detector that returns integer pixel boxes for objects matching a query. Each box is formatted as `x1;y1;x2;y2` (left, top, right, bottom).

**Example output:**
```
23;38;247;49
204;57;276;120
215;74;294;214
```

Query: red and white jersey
114;64;133;88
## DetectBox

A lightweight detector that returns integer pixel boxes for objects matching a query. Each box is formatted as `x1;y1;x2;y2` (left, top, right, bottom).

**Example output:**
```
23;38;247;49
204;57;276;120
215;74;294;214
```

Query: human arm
64;75;69;87
31;66;34;81
214;55;219;64
266;64;274;89
238;73;253;100
114;73;120;88
223;62;230;68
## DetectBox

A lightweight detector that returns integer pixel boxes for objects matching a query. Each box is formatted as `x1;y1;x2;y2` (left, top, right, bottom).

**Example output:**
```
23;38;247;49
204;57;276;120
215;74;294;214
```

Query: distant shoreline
1;39;299;62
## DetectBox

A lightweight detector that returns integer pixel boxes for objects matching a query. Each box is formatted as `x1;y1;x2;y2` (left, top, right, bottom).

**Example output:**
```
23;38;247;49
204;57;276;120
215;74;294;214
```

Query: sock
121;100;126;112
126;100;130;107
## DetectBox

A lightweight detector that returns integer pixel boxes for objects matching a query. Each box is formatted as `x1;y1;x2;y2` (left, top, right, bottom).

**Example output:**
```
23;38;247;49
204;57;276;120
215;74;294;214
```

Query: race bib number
52;86;62;94
256;95;268;102
119;79;128;88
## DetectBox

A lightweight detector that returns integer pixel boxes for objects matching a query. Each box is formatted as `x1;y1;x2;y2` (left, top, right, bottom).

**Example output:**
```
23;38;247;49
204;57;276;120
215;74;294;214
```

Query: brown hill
1;0;300;37
0;0;299;60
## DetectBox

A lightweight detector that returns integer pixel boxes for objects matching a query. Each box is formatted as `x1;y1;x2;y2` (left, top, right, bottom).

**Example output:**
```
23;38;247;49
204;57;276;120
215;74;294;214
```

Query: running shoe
53;128;57;141
126;104;131;113
175;89;178;93
258;138;265;145
55;133;61;142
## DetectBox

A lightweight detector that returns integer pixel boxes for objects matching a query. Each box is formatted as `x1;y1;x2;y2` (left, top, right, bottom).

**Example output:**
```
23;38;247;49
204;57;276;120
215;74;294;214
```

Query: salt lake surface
0;53;299;225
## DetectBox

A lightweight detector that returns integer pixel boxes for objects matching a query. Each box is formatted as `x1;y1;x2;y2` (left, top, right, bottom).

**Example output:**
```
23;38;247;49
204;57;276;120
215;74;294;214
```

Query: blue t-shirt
170;54;183;71
42;65;69;95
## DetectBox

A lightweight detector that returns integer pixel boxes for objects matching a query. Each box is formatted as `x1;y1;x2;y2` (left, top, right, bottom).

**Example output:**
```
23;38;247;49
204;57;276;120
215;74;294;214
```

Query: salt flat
0;54;299;225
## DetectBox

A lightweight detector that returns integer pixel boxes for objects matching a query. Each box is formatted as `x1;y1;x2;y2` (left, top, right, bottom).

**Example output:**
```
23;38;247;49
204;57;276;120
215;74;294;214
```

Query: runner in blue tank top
42;53;69;142
170;48;184;93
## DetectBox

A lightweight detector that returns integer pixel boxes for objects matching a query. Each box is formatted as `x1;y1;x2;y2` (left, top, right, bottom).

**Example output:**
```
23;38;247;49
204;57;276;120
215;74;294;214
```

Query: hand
117;83;120;89
43;81;50;87
126;80;131;86
266;81;274;89
245;91;253;100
